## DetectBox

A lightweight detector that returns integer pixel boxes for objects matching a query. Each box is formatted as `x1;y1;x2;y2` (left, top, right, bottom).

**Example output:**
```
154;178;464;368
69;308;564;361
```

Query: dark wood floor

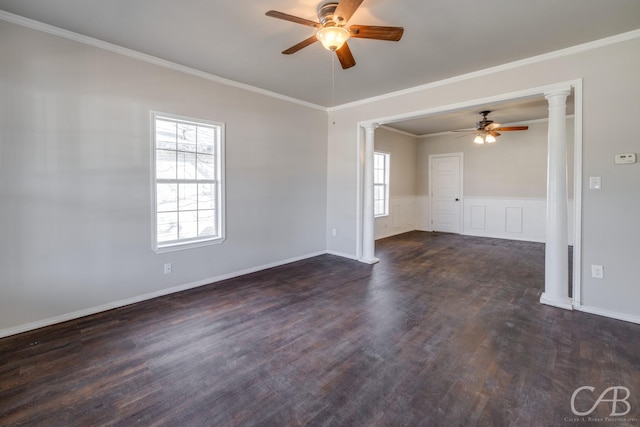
1;232;639;426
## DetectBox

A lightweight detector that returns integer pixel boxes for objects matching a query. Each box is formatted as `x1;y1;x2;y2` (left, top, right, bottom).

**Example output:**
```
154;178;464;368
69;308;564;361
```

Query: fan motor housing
318;2;342;26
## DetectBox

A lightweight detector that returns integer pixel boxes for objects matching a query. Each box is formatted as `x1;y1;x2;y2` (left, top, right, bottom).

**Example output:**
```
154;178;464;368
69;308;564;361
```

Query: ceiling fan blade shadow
282;36;318;54
348;25;404;41
336;42;356;69
335;0;364;23
266;10;321;28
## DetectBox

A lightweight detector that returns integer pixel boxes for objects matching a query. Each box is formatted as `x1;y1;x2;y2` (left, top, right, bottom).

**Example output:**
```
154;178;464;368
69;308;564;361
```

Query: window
152;112;225;252
374;152;390;217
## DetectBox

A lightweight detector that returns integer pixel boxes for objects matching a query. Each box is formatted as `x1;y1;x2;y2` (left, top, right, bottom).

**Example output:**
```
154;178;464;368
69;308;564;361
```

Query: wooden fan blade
335;0;364;23
265;10;321;28
282;36;318;54
494;126;529;131
489;131;501;137
485;123;501;131
348;25;404;41
336;42;356;69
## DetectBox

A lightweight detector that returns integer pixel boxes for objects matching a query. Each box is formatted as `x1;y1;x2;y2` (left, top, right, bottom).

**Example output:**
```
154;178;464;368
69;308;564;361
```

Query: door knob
455;198;459;201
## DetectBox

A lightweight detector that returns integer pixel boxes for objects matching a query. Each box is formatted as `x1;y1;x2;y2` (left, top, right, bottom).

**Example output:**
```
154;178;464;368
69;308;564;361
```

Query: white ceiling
0;0;637;134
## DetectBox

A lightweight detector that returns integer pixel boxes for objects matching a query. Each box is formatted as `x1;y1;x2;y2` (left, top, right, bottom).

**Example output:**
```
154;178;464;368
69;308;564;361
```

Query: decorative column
360;123;379;264
540;89;573;310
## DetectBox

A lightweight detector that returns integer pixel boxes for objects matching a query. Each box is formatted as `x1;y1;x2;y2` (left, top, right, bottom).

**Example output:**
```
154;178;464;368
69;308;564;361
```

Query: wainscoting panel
376;196;574;245
463;197;575;245
415;196;431;232
505;207;524;234
375;196;417;240
470;205;486;230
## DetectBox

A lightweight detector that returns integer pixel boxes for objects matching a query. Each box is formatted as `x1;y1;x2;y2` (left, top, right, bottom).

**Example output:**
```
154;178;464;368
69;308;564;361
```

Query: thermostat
615;153;636;164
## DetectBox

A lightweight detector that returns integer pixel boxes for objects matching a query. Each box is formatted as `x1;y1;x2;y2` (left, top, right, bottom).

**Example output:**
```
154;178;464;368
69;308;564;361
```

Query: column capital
362;122;380;132
544;88;571;100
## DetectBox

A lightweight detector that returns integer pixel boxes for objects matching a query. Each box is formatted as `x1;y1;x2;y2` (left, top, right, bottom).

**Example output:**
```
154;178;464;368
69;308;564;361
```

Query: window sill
154;236;225;253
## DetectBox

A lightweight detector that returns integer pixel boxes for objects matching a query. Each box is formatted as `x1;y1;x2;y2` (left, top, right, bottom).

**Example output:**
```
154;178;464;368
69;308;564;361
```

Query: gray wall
375;127;418;197
417;119;575;198
0;21;328;334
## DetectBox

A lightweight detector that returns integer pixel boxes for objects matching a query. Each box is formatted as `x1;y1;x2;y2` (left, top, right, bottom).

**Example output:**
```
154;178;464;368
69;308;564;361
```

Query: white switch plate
164;263;172;274
589;176;601;190
591;264;604;279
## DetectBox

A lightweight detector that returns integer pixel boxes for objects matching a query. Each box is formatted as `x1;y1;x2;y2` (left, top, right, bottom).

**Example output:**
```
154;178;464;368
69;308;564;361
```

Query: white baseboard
575;304;640;325
325;250;359;260
0;250;327;339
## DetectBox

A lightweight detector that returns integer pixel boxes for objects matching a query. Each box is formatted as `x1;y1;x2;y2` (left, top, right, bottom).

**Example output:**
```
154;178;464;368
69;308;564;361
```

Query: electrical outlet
591;265;604;279
332;228;337;237
164;263;172;275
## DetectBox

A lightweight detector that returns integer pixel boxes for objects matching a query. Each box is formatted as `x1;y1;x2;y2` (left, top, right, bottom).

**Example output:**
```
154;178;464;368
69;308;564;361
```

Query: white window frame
151;111;225;253
373;151;390;218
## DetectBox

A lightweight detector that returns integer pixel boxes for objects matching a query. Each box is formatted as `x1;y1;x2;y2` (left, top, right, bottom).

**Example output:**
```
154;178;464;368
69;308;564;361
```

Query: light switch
589;176;601;190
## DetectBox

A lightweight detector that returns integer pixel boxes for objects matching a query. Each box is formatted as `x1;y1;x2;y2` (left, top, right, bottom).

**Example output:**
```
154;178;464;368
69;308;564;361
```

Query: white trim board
0;251;327;339
576;305;640;326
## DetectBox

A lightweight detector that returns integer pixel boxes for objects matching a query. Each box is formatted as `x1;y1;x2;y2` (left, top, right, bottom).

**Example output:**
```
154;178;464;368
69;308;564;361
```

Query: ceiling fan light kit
468;111;528;144
266;0;404;69
316;26;350;51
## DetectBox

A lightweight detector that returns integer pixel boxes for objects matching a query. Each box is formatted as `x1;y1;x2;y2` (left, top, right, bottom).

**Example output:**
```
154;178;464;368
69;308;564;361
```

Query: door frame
429;153;463;233
355;79;583;306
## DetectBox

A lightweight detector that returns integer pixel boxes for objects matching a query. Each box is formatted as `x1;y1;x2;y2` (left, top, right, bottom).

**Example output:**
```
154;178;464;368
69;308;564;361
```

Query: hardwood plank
1;232;639;426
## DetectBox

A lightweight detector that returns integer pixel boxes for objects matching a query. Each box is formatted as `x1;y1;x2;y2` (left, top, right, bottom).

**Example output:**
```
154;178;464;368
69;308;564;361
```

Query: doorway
357;80;582;306
429;153;463;233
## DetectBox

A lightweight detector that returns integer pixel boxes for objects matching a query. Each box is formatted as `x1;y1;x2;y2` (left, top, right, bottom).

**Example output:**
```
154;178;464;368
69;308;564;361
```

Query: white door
430;154;462;233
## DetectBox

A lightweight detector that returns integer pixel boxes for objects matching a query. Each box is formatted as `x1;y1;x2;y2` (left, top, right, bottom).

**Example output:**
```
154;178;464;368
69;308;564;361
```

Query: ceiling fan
459;111;529;144
266;0;404;69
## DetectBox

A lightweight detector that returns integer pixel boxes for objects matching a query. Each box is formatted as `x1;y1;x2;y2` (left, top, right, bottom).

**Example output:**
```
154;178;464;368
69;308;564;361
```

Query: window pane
197;154;215;180
374;185;384;200
156;120;177;150
198;209;216;237
177;152;196;180
157;212;178;242
154;114;223;250
374;169;384;184
197;127;215;154
198;183;214;210
375;200;384;216
178;183;198;211
179;211;198;239
177;123;197;152
157;183;177;212
156;149;176;179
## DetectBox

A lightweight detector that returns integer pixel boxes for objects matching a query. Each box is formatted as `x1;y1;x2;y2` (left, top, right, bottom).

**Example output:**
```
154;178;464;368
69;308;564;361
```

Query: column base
359;256;379;265
540;292;573;311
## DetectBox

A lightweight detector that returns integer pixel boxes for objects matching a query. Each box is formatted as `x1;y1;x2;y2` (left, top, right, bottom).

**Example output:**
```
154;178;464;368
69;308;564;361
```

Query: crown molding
1;9;638;113
0;10;326;112
335;29;640;111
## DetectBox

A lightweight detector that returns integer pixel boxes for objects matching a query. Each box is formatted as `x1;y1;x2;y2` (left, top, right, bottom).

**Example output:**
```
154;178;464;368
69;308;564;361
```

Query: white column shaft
541;90;572;310
361;124;379;264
